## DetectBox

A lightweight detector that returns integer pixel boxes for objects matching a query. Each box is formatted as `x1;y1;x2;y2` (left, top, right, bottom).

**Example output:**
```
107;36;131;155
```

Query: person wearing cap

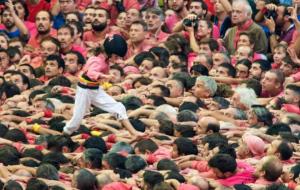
63;34;142;137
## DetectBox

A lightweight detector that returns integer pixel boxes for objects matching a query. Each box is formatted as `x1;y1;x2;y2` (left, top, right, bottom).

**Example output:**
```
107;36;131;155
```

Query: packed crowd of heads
0;0;299;189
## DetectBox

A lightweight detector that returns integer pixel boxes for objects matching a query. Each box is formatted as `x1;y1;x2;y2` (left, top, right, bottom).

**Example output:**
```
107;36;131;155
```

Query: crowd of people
0;0;299;189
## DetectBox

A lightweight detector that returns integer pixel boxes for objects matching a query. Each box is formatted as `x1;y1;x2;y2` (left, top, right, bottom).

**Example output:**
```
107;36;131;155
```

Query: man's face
0;36;8;50
150;67;166;80
196;20;211;38
199;44;212;56
41;41;58;59
109;69;122;83
57;28;73;50
236;64;249;79
166;80;182;98
231;2;249;25
2;10;15;29
139;59;153;74
59;0;76;14
192;80;210;98
64;53;80;74
249;63;263;79
0;52;9;71
126;9;140;26
212;53;225;68
261;71;278;92
273;47;286;64
11;74;27;92
237;34;251;47
129;24;146;43
168;0;185;12
45;60;62;78
284;88;299;104
9;41;23;54
193;55;211;70
216;66;229;77
19;65;33;79
235;46;251;61
280;62;294;77
145;13;162;32
66;13;79;24
214;1;225;13
35;11;52;35
189;2;204;16
91;9;108;32
83;8;94;25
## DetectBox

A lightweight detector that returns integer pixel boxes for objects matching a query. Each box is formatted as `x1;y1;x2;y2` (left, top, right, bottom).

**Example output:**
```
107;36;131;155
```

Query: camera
183;17;199;28
265;10;277;19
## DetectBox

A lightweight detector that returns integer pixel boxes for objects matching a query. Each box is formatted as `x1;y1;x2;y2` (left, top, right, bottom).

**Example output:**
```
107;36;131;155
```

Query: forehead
127;9;139;14
236;64;248;70
41;40;56;47
239;34;250;40
190;1;202;6
265;71;277;79
46;60;59;66
94;9;107;15
65;53;77;59
130;24;143;29
19;65;30;70
58;27;71;33
85;8;94;13
237;46;250;52
0;52;8;56
37;11;50;18
11;74;22;80
232;2;245;10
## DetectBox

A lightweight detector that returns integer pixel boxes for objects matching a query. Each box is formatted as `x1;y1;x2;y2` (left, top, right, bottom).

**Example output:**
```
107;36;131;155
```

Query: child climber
63;34;142;136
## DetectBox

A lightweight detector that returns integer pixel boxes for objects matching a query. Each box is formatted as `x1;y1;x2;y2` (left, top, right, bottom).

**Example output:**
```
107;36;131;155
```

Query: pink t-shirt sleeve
191;160;210;172
82;55;108;81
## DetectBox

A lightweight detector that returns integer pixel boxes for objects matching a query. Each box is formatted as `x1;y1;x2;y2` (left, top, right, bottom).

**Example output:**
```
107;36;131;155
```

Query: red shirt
28;29;57;49
26;0;51;22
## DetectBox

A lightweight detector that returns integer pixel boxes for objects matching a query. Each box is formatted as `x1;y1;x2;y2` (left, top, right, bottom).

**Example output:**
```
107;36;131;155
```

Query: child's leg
91;88;141;135
64;87;91;135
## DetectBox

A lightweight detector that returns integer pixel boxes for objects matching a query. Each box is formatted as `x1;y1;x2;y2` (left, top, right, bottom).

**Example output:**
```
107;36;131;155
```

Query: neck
94;28;107;37
237;19;250;27
216;12;227;22
270;87;281;97
179;8;188;19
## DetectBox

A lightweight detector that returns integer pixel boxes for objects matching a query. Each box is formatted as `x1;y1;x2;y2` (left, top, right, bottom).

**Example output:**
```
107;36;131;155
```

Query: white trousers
63;86;128;135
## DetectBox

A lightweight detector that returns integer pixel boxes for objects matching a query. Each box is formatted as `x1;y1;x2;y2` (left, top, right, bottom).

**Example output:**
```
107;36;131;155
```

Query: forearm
172;21;184;32
164;97;184;107
51;1;60;16
254;10;265;22
220;0;232;13
189;30;200;53
139;118;159;128
12;14;28;36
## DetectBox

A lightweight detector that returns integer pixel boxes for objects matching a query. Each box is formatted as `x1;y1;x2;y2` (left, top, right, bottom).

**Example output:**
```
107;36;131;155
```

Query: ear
59;67;63;74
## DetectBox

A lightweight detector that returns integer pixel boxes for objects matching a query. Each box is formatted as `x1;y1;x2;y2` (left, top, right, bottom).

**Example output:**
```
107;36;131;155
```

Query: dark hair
114;168;132;179
291;163;300;181
220;63;236;77
174;137;198;155
165;171;185;183
157;159;179;172
83;136;107;153
149;47;170;67
234;184;252;190
177;110;198;122
10;70;30;89
122;96;143;110
251;105;273;126
143;170;164;188
266;122;291;135
0;145;20;165
129;118;146;132
105;153;126;170
4;180;22;190
286;84;300;95
191;64;209;76
237;59;251;70
174;124;196;137
4;128;28;144
131;20;148;31
147;95;167;106
213;96;230;109
7;46;21;59
26;178;49;190
20;63;36;77
244;79;262;96
40;36;60;52
218;144;237;158
58;24;74;37
208;154;237;173
37;164;59;180
48;76;71;87
239;31;255;45
66;50;86;65
83;148;103;169
0;123;8;137
199;38;219;52
132;76;152;88
0;83;20;99
203;133;228;150
22;148;44;161
110;64;124;76
253;59;271;71
134;52;155;66
266;183;289;190
134;139;158;153
277;141;293;160
206;123;220;133
158;119;174;136
152;85;170;97
125;155;147;173
76;169;97;190
46;54;65;70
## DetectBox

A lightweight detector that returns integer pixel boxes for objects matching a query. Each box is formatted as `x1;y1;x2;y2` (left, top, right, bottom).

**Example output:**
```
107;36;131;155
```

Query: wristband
81;133;90;139
61;87;69;94
43;109;53;118
25;118;33;124
91;130;102;136
32;123;41;133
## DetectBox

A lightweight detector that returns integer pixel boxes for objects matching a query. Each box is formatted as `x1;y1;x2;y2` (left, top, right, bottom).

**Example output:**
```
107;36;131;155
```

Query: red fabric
102;182;132;190
234;19;254;49
43;109;53;118
81;133;90;139
282;104;300;115
107;134;116;143
26;0;51;22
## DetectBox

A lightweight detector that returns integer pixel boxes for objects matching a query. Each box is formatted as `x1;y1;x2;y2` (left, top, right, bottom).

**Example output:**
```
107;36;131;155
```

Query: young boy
272;44;287;69
63;34;142;136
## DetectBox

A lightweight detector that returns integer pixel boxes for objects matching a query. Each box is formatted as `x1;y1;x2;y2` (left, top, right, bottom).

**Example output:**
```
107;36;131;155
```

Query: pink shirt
80;55;109;81
217;161;255;187
146;146;172;164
